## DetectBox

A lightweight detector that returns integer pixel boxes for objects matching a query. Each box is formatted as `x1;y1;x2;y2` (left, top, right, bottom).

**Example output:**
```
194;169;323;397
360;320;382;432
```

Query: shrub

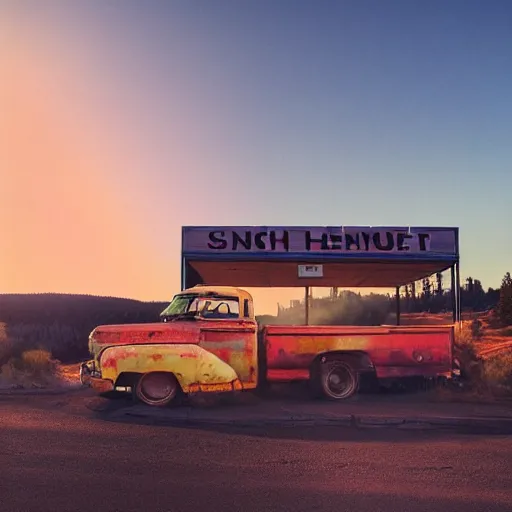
0;349;58;388
443;321;512;399
453;321;482;385
498;272;512;326
454;321;477;352
0;322;13;366
483;352;512;391
19;349;57;375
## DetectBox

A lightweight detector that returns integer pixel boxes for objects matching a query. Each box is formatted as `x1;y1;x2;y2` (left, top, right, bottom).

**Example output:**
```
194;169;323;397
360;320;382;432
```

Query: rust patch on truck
100;357;118;370
179;352;198;358
199;327;258;388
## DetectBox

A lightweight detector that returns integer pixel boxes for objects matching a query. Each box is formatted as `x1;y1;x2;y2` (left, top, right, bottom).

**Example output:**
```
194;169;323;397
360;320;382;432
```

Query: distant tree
474;279;484;295
422;278;431;299
487;287;500;308
498;272;512;325
436;273;443;295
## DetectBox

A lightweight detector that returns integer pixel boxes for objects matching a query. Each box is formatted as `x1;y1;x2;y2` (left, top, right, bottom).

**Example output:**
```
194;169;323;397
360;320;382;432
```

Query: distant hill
0;293;169;363
0;293;168;324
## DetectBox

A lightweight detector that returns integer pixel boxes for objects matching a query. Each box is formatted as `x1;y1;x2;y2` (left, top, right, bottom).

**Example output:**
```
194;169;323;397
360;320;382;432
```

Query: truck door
198;298;258;389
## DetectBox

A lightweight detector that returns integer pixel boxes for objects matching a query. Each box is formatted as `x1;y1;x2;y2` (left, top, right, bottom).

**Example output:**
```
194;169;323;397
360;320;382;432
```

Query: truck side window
243;299;250;318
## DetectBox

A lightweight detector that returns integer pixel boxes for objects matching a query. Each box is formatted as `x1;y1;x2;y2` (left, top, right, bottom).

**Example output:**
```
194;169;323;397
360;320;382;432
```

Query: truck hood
89;321;202;357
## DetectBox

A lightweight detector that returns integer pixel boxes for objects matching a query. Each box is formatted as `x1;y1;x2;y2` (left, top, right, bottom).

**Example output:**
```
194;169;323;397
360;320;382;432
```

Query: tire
317;360;359;400
133;372;180;407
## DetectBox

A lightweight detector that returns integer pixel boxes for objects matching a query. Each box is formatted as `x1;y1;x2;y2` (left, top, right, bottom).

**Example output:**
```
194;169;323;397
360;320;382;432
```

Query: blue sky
2;0;511;310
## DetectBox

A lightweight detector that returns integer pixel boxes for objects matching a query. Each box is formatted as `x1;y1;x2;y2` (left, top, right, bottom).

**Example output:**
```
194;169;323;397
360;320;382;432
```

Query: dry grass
483;352;512;395
0;349;60;389
399;311;510;351
0;322;12;365
452;321;483;387
0;322;69;389
455;320;479;346
396;311;480;325
448;319;512;400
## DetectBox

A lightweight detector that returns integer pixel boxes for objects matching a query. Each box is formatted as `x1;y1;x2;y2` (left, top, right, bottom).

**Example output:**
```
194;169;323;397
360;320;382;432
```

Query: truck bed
262;324;454;382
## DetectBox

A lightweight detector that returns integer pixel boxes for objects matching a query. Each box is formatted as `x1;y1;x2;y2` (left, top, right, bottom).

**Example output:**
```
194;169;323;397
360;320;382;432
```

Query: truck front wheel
134;372;180;407
318;360;359;400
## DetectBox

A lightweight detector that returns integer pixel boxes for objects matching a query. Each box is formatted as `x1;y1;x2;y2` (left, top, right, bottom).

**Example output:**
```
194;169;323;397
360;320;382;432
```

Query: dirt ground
1;389;512;512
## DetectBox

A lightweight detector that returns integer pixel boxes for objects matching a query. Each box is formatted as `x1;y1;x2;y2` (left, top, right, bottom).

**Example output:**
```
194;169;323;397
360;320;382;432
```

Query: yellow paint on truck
99;344;240;392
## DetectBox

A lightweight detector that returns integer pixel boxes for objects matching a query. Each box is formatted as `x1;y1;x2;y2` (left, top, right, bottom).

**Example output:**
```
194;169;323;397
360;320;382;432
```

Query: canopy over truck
181;226;461;324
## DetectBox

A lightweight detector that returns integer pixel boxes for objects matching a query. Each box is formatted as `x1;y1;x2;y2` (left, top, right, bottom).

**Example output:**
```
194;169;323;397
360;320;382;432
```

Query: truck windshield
160;294;240;320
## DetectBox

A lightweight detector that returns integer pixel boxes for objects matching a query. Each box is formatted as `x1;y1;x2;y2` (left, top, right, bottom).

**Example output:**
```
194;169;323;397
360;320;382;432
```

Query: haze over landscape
1;1;511;314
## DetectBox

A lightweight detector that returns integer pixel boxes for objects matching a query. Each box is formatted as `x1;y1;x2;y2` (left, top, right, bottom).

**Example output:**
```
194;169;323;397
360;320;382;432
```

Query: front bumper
80;361;114;393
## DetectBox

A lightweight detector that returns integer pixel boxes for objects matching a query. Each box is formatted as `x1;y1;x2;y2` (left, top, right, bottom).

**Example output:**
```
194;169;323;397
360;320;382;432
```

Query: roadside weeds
0;350;79;391
453;321;512;402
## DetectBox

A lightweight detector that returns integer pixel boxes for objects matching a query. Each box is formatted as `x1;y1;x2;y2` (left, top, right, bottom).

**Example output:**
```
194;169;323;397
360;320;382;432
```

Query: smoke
262;291;393;326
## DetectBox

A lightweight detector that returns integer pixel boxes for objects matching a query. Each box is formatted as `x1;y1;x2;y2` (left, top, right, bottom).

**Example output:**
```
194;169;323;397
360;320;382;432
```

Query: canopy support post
305;287;310;325
181;229;186;291
455;260;462;324
395;286;401;326
451;265;457;323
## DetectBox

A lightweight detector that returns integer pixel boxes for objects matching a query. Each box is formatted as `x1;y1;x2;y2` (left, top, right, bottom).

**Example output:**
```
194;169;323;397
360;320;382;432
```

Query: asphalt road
1;392;511;512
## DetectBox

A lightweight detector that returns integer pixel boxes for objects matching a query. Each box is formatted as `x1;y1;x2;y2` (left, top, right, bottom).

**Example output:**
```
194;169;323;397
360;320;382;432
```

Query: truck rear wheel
318;360;359;400
134;372;179;407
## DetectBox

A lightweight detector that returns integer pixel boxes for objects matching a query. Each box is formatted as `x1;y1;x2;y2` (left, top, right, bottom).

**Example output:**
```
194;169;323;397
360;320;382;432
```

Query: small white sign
298;264;323;278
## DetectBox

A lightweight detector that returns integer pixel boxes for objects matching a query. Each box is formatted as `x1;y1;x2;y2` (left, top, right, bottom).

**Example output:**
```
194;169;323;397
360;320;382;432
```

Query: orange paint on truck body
264;324;454;381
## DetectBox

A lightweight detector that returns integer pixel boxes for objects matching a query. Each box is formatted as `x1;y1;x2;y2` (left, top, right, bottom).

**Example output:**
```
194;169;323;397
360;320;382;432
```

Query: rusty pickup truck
81;285;454;406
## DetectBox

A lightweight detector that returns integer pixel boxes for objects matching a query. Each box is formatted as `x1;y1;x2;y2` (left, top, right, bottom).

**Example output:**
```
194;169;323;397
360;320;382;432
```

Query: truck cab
160;285;255;322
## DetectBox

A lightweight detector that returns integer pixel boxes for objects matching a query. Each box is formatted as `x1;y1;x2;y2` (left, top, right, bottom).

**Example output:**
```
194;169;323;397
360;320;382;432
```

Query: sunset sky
1;1;511;314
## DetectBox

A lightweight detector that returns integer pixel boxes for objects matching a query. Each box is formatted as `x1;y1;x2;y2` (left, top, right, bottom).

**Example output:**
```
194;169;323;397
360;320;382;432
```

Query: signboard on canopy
298;264;323;278
182;226;458;260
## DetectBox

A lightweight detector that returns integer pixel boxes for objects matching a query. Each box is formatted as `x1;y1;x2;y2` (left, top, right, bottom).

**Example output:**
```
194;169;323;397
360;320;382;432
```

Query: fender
99;344;240;392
